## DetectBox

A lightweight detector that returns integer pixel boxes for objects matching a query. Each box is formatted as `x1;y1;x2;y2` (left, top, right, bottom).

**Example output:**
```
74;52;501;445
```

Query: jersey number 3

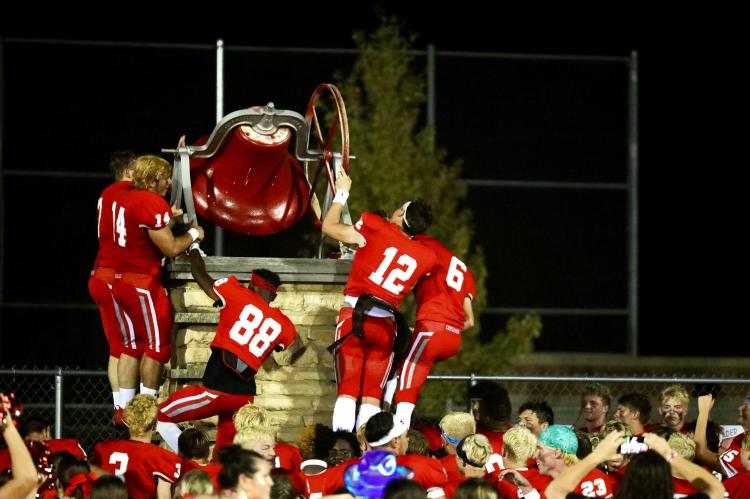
229;304;282;357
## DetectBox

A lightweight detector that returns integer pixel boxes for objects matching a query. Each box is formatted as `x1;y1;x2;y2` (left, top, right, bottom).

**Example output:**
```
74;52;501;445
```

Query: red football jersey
720;441;744;477
413;235;475;328
92;439;181;499
344;212;438;308
112;189;172;275
477;428;506;456
211;276;298;371
396;453;448;492
439;453;461;483
275;442;303;472
573;469;614;498
723;471;750;497
181;459;220;489
94;180;133;268
492;468;551;499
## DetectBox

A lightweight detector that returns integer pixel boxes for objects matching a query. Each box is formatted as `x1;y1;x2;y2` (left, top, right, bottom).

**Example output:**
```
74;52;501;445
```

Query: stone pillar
164;256;351;444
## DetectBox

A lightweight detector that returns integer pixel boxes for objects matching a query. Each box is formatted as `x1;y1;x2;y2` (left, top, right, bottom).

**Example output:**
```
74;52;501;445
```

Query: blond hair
124;394;158;437
591;420;631;449
172;469;215;497
233;426;275;446
233;404;271;431
668;432;696;460
460;434;493;468
440;412;476;444
502;426;537;464
132;155;171;191
660;385;690;405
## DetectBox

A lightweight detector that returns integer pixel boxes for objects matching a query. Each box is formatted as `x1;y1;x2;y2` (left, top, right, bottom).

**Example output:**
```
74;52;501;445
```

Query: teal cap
538;425;578;455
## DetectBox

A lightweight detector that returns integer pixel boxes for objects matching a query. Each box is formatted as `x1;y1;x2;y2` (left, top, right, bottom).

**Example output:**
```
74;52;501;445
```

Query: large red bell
190;112;311;235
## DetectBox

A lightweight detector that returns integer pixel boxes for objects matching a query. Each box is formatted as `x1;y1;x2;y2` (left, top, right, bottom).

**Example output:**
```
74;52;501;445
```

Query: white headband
367;416;409;447
401;201;412;228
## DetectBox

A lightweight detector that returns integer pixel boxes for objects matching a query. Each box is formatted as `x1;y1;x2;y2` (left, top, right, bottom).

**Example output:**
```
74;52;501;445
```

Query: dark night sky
0;8;738;366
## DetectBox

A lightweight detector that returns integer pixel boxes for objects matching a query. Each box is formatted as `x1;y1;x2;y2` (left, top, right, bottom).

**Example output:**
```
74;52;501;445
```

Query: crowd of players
1;152;748;498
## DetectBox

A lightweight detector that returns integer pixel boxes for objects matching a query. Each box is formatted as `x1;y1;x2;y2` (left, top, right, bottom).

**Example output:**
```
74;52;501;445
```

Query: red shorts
334;307;396;400
111;272;173;363
394;320;462;405
88;267;127;358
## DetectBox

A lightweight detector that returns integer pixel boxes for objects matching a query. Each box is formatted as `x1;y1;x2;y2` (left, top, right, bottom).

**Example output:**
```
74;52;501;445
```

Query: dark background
0;7;735;367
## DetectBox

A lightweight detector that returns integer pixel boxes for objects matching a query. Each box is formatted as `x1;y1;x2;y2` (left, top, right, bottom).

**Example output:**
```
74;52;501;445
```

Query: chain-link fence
0;368;127;455
2;369;748;454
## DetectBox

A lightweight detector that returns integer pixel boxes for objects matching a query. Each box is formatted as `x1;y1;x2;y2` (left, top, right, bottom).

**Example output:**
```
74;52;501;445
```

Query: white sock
140;384;158;397
356;403;382;431
332;397;357;432
156;421;182;452
113;391;121;409
395;402;416;428
383;377;398;405
120;388;136;407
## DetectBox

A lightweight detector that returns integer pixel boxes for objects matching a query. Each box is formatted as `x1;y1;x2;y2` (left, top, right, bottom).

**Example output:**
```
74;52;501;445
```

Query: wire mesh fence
1;369;748;455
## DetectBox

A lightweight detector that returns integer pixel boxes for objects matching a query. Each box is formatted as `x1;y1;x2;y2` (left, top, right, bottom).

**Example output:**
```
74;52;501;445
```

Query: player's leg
111;275;145;409
332;308;363;432
394;323;461;426
89;269;126;408
137;279;173;396
358;316;396;429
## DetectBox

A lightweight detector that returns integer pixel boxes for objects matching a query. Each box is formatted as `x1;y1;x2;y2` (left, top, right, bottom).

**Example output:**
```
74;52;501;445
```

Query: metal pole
0;37;5;355
214;39;225;256
426;44;436;139
55;368;63;438
627;51;639;356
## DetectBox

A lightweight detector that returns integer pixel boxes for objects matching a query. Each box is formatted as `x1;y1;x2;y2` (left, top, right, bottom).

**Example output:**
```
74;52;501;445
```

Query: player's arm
156;477;171;499
149;223;204;258
462;296;475;330
321;169;364;246
693;394;722;473
0;404;38;499
189;247;218;301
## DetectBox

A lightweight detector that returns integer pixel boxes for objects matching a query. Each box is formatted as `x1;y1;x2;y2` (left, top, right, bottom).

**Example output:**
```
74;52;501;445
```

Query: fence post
54;367;63;439
467;372;477;412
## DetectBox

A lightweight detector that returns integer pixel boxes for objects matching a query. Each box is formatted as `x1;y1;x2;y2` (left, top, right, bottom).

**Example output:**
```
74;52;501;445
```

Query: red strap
251;272;278;293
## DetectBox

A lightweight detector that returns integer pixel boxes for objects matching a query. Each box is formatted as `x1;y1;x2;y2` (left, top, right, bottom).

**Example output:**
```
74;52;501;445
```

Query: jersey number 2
229;304;282;357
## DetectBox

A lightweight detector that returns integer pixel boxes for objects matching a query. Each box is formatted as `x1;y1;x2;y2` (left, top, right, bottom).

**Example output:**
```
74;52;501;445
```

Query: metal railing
2;369;747;453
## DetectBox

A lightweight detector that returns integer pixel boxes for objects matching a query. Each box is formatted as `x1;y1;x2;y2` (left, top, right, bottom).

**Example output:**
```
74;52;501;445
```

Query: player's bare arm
189;248;219;301
321;169;364;246
462;295;475;330
148;223;204;258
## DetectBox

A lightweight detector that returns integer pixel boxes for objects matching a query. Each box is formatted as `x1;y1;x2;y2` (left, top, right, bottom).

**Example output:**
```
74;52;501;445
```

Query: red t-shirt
723;470;750;497
95;180;133;268
344;212;438;308
112;189;172;275
211;276;298;371
413;235;476;328
92;439;181;499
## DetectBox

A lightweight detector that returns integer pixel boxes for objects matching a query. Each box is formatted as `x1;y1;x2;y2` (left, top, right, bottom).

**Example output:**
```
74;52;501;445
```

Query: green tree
335;16;541;418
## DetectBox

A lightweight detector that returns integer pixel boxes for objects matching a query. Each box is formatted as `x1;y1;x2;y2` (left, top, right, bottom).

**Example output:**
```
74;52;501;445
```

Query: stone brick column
164;256;351;444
